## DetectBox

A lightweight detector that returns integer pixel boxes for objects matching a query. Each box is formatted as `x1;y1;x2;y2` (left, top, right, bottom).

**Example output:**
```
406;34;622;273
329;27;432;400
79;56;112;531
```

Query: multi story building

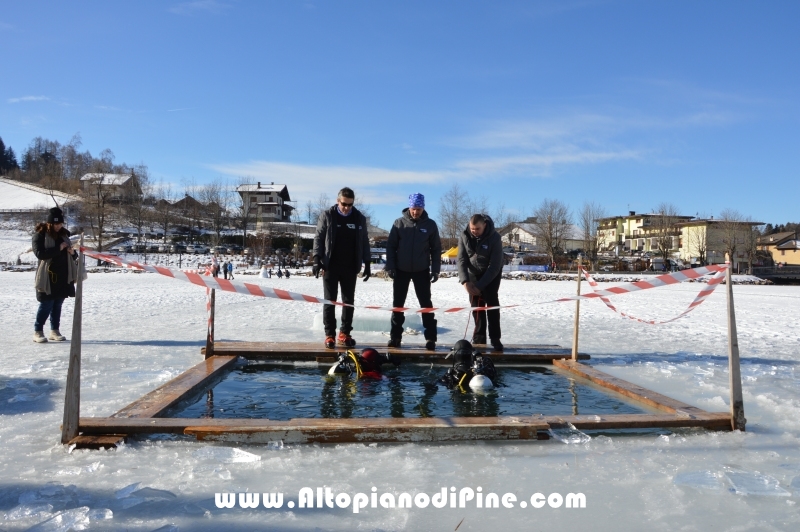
596;211;693;257
235;182;293;231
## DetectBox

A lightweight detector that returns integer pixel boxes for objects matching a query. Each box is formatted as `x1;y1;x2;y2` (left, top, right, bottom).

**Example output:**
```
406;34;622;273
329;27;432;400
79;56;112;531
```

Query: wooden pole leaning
571;255;582;361
725;253;746;431
205;288;216;359
61;233;84;444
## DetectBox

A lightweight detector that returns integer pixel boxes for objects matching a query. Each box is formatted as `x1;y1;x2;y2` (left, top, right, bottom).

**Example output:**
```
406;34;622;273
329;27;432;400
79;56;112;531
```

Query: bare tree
437;183;469;245
200;178;231;245
80;150;116;253
531;198;572;268
124;164;151;246
154;182;175;243
579;201;606;270
717;208;746;260
685;224;708;266
313;193;332;222
233;177;253;247
651;202;681;261
303;200;315;225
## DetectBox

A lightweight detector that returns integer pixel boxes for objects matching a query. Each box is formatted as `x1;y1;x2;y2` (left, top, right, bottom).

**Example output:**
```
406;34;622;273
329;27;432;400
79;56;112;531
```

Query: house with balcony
597;211;694;257
79;173;142;203
236;182;294;231
757;230;800;266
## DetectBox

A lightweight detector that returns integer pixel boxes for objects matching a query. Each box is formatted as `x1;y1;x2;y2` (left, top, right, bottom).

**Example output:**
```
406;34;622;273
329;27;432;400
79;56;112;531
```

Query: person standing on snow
227;260;234;280
385;193;441;350
312;187;371;349
457;213;504;352
32;207;79;343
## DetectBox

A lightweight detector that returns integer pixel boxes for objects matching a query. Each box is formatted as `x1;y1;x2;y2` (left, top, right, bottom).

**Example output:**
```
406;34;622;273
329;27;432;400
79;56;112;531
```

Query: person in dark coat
32;207;79;343
385;193;442;350
457;214;504;351
312;187;371;349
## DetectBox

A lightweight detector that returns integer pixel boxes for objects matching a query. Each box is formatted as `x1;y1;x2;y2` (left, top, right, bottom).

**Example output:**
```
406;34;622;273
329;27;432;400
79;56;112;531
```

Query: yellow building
677;219;762;269
757;231;800;266
597;211;692;256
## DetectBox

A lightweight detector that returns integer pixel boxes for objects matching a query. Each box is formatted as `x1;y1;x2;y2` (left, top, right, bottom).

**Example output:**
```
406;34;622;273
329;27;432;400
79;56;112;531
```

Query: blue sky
1;1;798;228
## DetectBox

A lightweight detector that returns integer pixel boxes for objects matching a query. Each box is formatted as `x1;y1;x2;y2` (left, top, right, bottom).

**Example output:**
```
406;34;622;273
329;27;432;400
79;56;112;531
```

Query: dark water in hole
173;362;646;420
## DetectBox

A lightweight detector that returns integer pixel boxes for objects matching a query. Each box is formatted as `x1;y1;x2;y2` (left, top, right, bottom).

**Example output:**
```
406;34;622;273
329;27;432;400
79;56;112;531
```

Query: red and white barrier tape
578;265;728;324
81;248;727;317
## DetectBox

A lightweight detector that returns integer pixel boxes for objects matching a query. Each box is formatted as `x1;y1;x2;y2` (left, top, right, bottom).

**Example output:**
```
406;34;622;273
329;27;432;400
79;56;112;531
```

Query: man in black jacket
312;187;371;349
385;193;442;350
457;213;504;351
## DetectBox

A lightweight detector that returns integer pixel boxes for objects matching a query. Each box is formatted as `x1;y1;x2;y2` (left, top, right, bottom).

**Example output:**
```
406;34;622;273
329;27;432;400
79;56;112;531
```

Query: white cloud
7;95;50;104
209;161;449;204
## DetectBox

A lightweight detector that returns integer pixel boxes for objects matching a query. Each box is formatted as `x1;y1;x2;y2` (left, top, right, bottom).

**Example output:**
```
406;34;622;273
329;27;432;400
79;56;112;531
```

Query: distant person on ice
32;207;79;343
312;187;371;349
457;213;504;351
385;192;442;351
227;261;234;280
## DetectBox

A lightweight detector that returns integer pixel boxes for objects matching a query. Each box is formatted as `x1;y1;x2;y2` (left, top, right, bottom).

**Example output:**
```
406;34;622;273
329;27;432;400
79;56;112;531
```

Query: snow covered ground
2;253;800;530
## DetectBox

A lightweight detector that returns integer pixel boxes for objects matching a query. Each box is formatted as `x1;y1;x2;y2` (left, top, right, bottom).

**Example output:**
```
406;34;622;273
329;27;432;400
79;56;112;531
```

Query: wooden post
205;288;215;359
61;233;84;443
725;253;746;431
571;255;582;361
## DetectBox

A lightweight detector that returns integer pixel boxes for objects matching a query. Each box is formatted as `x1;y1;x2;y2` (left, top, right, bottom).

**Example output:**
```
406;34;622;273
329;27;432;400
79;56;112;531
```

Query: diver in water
438;339;497;390
328;348;401;380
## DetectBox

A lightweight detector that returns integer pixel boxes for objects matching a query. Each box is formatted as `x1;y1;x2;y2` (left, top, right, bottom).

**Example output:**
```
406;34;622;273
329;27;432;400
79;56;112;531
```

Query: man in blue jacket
385;193;442;350
457;213;504;351
312;187;371;349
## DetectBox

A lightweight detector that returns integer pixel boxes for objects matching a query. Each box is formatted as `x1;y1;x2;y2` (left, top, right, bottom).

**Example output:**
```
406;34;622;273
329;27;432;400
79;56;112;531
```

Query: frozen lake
1;268;799;530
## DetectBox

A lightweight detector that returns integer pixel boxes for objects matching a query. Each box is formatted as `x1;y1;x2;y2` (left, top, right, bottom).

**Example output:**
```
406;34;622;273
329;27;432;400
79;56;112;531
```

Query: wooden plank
79;410;731;442
185;416;548;443
543;412;731;431
68;434;126;450
204;341;589;363
61;234;85;444
112;356;238;419
552;359;709;416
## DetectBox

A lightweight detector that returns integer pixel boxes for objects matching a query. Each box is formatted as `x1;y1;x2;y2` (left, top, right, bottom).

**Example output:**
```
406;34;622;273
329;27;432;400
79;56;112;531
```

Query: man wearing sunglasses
312;187;371;349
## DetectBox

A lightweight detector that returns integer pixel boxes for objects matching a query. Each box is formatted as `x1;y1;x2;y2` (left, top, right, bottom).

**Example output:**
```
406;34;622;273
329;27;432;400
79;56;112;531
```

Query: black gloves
363;264;371;282
312;257;322;278
386;269;395;280
430;272;439;283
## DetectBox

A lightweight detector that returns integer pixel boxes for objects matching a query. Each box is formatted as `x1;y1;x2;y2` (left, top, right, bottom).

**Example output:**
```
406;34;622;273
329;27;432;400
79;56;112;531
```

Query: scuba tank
439;339;497;390
328;348;401;378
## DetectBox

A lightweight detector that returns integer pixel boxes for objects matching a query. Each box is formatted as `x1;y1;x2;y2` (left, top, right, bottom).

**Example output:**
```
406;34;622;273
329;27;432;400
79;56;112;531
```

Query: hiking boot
49;330;67;342
33;331;48;343
337;332;356;348
491;339;504;352
471;335;487;345
387;337;401;348
324;336;335;349
425;340;436;351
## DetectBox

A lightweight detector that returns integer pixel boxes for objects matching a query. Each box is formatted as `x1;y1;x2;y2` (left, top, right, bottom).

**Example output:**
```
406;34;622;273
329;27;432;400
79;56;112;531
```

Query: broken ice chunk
27;506;90;532
192;447;261;463
549;423;591;444
3;503;53;521
115;482;142;499
87;508;113;520
673;471;723;490
725;470;791;496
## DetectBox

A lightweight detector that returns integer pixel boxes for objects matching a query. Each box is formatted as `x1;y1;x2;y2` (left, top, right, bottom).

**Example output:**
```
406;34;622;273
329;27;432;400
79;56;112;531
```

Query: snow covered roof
79;173;134;186
236;183;291;201
0;178;81;211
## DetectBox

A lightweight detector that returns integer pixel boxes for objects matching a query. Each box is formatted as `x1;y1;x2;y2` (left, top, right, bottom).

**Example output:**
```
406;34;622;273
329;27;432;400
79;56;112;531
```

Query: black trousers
390;269;437;341
322;269;357;337
470;271;502;341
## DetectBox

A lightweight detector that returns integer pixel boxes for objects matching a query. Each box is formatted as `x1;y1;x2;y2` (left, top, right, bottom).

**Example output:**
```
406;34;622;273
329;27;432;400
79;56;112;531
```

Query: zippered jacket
386;208;442;274
457;215;503;290
313;205;370;274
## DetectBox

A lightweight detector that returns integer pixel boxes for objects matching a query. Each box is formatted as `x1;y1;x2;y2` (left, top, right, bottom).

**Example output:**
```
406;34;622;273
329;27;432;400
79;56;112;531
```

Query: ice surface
311;306;423;332
3;502;53;521
724;469;792;496
4;261;800;529
673;470;724;490
192;447;261;463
